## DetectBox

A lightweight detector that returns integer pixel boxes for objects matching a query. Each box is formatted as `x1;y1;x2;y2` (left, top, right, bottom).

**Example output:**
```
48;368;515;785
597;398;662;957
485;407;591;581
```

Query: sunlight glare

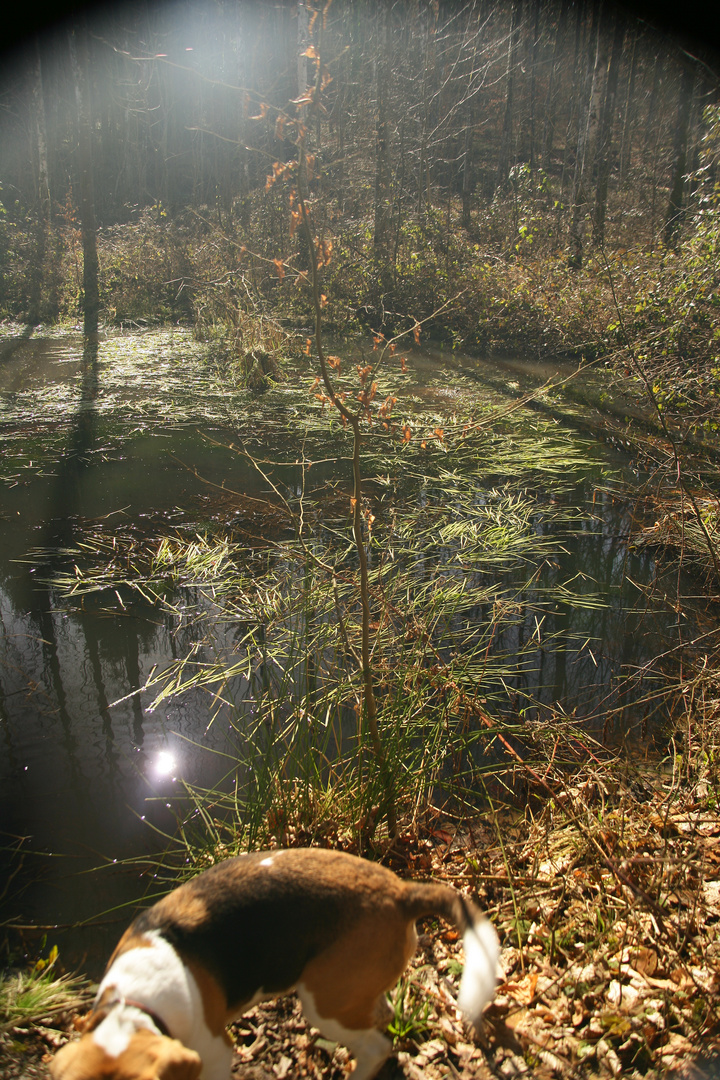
152;750;178;779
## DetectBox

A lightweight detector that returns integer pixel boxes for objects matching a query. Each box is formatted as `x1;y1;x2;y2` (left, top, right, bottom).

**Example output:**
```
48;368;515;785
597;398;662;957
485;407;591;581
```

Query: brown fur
301;910;416;1031
147;890;210;933
184;960;232;1043
51;1029;201;1080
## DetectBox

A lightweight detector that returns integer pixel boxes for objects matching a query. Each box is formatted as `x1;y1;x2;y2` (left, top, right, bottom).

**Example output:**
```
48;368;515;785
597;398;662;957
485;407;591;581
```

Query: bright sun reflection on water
151;750;178;779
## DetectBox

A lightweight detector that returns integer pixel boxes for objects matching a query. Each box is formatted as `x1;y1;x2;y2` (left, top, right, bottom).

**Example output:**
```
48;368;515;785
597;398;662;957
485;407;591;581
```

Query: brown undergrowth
222;766;720;1080
4;753;719;1080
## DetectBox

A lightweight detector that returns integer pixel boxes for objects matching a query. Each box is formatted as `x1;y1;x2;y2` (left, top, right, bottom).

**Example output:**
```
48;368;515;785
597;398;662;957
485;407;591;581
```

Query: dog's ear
152;1038;202;1080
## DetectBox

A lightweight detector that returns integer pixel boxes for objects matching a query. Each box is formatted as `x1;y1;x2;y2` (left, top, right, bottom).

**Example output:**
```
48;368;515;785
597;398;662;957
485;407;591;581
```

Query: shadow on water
0;335;233;971
0;329;707;973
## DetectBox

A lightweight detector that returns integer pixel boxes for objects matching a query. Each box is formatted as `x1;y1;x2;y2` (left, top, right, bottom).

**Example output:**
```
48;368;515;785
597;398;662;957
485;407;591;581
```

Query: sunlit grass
0;948;89;1030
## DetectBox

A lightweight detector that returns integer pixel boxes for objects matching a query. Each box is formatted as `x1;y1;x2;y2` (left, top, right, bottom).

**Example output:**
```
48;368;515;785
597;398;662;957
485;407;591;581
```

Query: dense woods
2;0;720;427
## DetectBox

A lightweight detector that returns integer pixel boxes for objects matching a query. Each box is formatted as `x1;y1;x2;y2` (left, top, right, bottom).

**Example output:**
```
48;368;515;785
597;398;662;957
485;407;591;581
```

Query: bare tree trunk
527;0;540;172
373;4;391;277
28;44;51;326
618;27;638;181
687;79;708;203
496;0;522;191
462;120;474;229
542;0;568;175
297;0;309;98
664;62;695;246
568;2;606;269
554;0;584;245
417;11;431;219
593;12;625;246
33;45;51;222
644;56;664;170
69;23;99;340
461;5;485;230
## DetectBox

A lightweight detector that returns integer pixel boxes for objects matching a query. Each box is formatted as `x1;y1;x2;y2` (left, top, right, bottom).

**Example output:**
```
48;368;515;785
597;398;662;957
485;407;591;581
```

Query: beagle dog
50;847;499;1080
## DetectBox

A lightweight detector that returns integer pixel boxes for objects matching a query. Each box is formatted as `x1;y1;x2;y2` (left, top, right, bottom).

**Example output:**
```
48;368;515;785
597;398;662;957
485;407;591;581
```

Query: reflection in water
0;334;236;972
151;750;180;780
0;330;700;973
0;584;235;974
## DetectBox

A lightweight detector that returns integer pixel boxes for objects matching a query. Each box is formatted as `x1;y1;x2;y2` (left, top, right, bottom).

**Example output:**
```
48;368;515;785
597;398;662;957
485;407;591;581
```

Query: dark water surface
0;328;697;974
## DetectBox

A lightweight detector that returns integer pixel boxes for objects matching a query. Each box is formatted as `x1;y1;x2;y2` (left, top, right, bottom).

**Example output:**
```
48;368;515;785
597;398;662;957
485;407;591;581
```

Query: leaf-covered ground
3;769;719;1080
221;774;720;1080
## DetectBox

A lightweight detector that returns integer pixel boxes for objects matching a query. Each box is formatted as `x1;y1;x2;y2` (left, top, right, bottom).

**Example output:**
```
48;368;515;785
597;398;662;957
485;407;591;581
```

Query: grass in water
30;412;611;859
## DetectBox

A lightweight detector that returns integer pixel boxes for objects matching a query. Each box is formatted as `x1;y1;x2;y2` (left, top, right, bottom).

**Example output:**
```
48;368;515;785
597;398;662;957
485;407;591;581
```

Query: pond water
0;327;698;974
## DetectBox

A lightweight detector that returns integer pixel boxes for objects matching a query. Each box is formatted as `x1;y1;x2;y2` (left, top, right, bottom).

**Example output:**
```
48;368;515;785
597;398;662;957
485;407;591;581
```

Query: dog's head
50;1027;202;1080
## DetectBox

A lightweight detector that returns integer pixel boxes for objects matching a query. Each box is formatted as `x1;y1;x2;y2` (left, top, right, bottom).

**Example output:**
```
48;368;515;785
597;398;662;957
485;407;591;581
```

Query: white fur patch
92;1004;156;1058
259;857;274;867
297;984;390;1080
94;930;232;1080
456;918;500;1025
96;931;195;1045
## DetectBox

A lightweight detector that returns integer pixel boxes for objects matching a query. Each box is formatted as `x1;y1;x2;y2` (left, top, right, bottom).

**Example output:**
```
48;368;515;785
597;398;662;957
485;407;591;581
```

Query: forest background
1;0;720;413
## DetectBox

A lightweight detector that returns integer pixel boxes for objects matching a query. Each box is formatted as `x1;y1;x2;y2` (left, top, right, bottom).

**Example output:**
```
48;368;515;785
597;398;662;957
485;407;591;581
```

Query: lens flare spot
152;751;177;778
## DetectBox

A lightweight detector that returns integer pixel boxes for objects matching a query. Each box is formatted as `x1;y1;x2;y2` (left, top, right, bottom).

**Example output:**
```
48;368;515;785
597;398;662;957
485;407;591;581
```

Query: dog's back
51;848;499;1080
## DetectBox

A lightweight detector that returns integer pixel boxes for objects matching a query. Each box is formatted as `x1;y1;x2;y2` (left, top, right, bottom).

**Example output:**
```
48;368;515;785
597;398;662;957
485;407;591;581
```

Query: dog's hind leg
297;986;391;1080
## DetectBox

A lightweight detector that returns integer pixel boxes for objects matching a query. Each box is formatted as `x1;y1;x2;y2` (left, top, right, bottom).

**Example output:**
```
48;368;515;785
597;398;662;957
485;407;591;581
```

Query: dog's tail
401;882;499;1027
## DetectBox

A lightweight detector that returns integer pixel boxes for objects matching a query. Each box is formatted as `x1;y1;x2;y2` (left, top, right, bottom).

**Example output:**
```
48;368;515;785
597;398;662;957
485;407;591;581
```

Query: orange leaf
315;238;333;266
434;428;444;441
301;45;319;59
403;425;412;443
412;322;421;344
273;258;285;281
504;973;539;1006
